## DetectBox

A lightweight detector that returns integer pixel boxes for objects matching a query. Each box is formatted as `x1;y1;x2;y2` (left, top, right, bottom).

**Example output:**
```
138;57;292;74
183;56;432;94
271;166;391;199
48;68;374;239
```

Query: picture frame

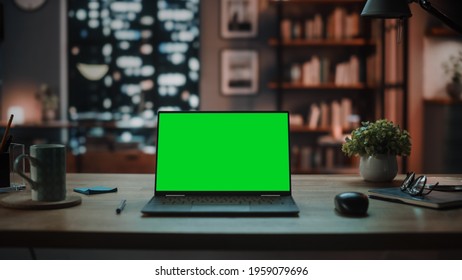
220;0;258;38
221;50;259;95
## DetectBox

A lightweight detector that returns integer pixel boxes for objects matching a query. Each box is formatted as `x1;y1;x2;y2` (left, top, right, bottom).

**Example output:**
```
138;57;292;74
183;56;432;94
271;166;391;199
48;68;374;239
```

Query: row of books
289;98;359;137
308;98;357;134
281;9;360;40
289;55;360;86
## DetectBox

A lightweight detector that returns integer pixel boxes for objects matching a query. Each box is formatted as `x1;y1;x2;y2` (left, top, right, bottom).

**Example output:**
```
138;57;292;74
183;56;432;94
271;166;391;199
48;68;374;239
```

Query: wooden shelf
75;121;156;129
0;121;73;129
268;38;374;47
290;125;354;134
270;0;365;4
290;125;331;133
0;121;156;129
424;97;462;105
292;167;358;174
426;27;462;39
268;82;370;91
76;150;156;173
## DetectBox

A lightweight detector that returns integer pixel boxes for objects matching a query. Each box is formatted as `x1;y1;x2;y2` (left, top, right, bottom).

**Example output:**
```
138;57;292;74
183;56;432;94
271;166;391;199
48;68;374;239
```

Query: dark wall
0;0;61;97
426;0;462;28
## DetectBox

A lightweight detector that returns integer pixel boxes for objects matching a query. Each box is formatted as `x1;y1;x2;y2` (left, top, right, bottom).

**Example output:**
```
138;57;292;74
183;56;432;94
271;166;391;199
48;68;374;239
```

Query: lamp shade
361;0;412;18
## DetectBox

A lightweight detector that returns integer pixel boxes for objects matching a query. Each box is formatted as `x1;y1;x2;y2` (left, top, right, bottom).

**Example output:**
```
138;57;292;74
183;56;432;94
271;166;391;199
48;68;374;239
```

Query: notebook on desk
369;187;462;209
141;111;299;216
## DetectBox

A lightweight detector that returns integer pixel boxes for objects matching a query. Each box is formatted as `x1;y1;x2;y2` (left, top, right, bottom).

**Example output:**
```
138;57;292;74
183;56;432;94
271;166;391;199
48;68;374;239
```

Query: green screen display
155;112;290;192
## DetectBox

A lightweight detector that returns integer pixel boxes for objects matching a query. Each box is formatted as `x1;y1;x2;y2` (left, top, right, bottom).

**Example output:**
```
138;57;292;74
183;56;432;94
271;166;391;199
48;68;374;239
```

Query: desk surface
1;173;462;251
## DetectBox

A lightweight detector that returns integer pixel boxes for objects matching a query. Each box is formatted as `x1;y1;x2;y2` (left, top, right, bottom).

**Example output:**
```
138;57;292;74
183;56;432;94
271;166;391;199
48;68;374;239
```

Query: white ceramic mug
14;144;67;202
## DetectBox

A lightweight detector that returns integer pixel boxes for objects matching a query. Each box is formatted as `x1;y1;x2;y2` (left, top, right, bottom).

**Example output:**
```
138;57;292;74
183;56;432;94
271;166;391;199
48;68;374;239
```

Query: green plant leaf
341;119;411;157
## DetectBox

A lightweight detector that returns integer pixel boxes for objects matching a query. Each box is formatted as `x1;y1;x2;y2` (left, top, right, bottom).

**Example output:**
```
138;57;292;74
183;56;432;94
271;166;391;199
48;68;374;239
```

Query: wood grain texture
1;173;462;251
0;193;81;210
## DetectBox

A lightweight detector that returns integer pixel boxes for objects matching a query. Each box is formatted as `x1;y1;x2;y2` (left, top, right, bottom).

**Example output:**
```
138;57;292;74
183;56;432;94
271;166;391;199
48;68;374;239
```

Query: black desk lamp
361;0;462;34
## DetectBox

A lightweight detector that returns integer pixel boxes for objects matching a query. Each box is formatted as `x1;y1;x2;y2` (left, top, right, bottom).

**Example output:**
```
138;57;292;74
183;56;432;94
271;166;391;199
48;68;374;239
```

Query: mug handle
14;154;39;190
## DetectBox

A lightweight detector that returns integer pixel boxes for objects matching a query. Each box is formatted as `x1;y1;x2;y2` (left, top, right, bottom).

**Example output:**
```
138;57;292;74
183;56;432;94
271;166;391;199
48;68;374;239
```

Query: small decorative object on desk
36;83;59;122
341;119;411;182
443;50;462;100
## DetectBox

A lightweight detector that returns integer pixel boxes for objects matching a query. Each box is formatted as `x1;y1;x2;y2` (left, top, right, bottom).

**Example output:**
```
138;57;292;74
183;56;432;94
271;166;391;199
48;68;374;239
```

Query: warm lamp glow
7;106;24;124
76;63;109;81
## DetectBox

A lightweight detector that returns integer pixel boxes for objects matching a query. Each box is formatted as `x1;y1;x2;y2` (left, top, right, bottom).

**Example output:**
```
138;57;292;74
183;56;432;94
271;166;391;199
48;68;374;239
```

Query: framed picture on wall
221;50;259;95
221;0;258;38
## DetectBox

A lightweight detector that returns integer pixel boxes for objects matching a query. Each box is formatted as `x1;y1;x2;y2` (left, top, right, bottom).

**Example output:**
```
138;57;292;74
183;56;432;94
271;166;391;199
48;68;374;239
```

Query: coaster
0;192;82;210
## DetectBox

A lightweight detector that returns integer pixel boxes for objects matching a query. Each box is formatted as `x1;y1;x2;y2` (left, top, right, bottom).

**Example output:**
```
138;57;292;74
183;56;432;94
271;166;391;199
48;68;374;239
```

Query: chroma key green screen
155;112;291;192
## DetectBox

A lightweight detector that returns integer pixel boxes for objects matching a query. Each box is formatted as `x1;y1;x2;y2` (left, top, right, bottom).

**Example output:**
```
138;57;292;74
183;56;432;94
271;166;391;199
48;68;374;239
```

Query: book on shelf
301;56;331;86
345;12;360;39
366;55;376;87
282;41;362;88
281;19;291;40
306;98;356;132
308;103;321;129
326;8;360;40
331;100;342;140
320;102;330;129
289;114;304;126
321;58;331;84
334;55;360;86
281;9;360;41
333;7;345;39
302;56;321;86
304;13;323;39
341;98;352;130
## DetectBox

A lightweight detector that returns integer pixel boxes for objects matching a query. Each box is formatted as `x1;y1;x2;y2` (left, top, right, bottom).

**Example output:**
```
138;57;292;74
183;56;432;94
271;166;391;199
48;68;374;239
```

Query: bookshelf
269;0;381;174
268;82;370;91
268;38;374;47
426;27;462;39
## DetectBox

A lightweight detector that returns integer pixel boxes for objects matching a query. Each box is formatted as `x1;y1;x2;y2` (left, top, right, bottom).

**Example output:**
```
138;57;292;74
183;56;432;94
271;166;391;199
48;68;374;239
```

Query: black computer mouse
334;192;369;216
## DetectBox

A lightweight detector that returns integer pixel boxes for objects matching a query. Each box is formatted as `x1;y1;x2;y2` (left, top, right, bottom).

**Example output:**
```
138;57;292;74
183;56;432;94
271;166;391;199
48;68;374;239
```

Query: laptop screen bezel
154;111;293;196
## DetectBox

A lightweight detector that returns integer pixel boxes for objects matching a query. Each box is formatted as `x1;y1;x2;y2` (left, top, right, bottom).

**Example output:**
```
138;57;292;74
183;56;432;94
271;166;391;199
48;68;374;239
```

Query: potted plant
342;119;411;182
443;51;462;100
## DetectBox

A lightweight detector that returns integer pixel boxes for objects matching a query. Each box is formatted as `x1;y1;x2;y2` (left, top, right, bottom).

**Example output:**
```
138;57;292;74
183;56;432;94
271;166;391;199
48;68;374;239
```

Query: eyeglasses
400;172;439;197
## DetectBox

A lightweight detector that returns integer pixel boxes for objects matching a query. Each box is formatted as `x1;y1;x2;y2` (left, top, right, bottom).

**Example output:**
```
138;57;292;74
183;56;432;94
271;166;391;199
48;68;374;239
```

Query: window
68;0;200;125
67;0;200;155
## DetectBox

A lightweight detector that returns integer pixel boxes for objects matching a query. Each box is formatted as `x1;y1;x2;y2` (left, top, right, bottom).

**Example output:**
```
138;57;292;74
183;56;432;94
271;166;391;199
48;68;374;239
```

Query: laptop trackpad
191;204;250;212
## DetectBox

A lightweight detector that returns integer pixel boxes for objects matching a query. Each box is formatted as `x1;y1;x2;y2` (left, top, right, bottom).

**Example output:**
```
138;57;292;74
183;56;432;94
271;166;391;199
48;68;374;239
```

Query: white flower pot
359;154;398;182
446;81;462;100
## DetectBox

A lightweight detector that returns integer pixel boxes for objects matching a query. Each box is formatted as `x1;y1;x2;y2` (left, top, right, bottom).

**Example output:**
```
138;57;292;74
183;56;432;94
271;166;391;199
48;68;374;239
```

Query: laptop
141;111;299;216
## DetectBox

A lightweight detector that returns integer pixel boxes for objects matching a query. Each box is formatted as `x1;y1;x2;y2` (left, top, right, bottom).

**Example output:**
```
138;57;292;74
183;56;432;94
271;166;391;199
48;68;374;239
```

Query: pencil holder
9;143;25;188
0;152;10;188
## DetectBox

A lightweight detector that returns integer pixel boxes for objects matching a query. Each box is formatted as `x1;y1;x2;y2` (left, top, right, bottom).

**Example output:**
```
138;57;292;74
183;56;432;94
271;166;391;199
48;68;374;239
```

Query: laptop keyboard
156;196;289;205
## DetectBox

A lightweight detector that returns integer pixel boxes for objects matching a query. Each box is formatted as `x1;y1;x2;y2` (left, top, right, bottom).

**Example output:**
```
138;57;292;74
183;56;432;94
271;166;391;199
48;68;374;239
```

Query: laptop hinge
261;194;281;197
165;194;186;197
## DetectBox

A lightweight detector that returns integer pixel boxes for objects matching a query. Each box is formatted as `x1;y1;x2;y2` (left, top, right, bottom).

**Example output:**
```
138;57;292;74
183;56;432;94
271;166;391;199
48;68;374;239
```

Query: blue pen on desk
116;199;126;214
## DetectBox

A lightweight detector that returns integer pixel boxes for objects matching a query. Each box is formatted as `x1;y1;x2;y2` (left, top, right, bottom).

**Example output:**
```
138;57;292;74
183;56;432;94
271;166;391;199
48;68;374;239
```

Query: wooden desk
1;174;462;252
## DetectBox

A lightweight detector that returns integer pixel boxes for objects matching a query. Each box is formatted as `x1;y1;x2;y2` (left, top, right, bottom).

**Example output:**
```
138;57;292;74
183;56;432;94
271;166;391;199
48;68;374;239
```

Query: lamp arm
413;0;462;34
